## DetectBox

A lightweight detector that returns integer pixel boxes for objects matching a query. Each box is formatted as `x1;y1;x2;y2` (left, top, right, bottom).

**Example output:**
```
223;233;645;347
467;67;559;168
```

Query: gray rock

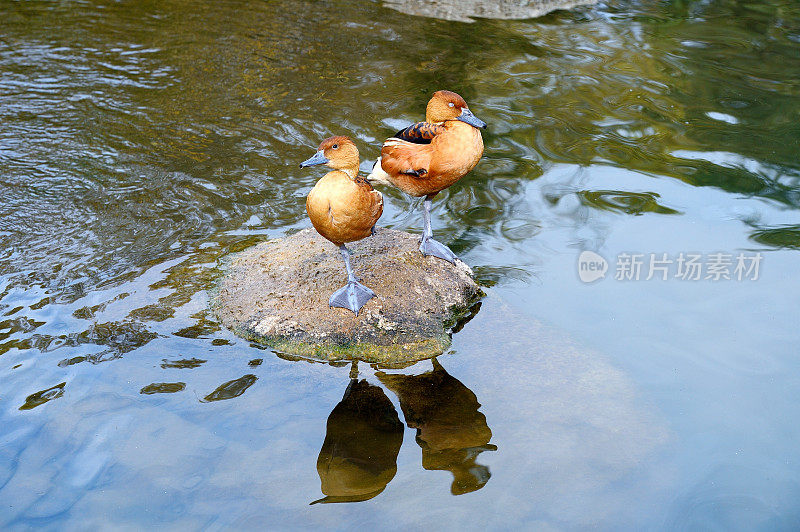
211;228;482;365
383;0;597;23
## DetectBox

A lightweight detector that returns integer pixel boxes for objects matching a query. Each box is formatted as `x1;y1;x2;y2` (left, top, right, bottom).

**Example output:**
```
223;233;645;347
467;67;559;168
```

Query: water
1;0;800;528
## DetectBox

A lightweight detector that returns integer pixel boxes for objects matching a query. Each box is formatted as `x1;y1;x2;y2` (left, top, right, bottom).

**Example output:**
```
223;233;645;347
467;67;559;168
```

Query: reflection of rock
447;296;670;524
384;0;597;23
378;359;496;495
212;228;482;365
313;379;404;504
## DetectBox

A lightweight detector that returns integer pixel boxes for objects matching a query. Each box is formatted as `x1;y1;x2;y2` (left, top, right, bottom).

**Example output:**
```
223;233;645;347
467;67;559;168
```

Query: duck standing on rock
367;90;486;264
301;136;383;315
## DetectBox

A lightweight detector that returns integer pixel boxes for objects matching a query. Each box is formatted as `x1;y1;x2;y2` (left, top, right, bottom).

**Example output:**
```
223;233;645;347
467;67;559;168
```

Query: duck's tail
366;157;392;186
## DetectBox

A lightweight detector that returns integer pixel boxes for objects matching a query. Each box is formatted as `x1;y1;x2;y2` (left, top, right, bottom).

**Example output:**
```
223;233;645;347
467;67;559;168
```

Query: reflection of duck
367;90;486;264
312;379;404;504
377;359;496;495
301;136;384;315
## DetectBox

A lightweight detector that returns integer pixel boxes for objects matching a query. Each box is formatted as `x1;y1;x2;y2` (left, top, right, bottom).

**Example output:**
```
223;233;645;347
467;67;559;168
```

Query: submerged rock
212;228;482;364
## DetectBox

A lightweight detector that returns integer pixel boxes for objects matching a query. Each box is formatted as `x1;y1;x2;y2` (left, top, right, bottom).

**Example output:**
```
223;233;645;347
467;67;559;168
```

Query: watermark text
578;251;762;282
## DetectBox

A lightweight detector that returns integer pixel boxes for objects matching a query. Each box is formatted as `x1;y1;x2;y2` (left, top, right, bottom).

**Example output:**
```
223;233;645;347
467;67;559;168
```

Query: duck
300;136;383;315
367;90;486;264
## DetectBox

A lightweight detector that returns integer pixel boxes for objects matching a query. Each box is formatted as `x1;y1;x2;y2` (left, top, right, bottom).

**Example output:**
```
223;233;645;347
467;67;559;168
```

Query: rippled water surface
2;0;800;528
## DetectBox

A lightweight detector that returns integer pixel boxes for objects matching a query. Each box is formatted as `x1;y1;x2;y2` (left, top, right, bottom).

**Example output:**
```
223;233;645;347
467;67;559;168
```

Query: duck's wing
390;122;445;145
355;177;384;225
380;122;444;177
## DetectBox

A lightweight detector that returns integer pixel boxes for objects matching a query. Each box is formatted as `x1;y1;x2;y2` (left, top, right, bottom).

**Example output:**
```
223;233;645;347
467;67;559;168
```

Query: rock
211;228;482;365
383;0;597;23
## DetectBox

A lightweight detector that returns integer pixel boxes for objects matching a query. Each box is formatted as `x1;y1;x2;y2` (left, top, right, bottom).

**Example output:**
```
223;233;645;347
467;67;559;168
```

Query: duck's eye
332;144;339;149
448;102;455;108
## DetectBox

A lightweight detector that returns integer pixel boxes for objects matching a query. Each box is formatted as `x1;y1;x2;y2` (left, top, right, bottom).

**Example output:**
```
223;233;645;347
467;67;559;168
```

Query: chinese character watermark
578;251;762;283
675;253;702;281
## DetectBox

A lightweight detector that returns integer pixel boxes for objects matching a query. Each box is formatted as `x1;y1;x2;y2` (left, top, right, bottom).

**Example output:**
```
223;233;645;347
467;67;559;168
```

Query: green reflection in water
160;358;207;369
202;374;258;402
139;382;186;395
19;382;66;410
750;225;800;249
578;190;680;216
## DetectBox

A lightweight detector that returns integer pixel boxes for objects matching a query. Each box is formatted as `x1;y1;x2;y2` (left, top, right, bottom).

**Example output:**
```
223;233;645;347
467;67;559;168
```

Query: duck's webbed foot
419;237;458;264
331;244;375;315
329;281;375;316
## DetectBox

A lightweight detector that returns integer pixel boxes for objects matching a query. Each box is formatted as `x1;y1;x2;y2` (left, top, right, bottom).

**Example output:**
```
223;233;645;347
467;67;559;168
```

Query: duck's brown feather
378;120;483;197
306;170;383;246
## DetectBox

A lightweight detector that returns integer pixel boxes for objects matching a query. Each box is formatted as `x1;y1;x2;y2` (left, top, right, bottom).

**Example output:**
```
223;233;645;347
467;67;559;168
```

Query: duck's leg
419;194;458;264
329;245;375;316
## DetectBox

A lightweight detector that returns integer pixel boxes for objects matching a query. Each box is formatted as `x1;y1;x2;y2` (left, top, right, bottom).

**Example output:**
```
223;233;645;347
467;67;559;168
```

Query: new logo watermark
577;251;762;283
577;251;608;283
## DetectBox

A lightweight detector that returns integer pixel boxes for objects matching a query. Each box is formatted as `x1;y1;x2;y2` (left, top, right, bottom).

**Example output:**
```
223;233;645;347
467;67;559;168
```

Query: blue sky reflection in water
1;0;800;528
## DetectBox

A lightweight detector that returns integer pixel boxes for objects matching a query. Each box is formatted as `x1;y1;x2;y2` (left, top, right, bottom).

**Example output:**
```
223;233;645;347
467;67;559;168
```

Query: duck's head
300;136;360;174
426;90;487;129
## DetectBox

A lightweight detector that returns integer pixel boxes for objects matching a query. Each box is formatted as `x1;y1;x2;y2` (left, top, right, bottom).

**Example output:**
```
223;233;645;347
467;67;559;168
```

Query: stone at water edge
383;0;598;23
211;227;482;365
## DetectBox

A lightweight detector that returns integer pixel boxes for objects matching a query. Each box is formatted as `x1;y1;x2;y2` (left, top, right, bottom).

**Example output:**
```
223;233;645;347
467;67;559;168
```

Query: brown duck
367;90;486;263
300;136;383;315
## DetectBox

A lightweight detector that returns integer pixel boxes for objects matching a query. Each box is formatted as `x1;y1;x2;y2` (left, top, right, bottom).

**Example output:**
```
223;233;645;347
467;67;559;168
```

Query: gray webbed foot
329;280;375;316
419;237;458;264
